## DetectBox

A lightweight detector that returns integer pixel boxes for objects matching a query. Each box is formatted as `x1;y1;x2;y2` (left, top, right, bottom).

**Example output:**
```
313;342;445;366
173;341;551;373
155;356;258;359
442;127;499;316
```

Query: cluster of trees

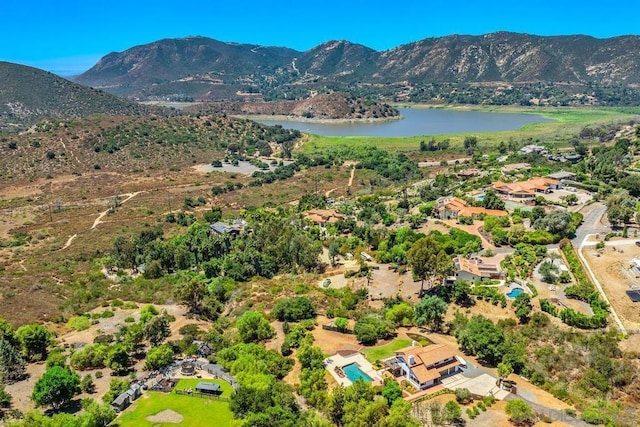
70;304;172;375
408;81;640;106
110;208;323;285
298;145;422;183
605;189;638;228
482;207;582;247
501;243;547;280
419;138;450;152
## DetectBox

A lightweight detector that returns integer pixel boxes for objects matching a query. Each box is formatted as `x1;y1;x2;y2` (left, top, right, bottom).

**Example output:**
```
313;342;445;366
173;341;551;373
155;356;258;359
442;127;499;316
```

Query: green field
113;379;240;427
363;338;413;362
300;107;639;154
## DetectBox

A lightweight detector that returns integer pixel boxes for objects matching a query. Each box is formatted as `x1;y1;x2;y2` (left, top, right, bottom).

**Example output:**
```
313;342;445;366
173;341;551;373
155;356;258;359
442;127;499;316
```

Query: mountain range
74;32;640;102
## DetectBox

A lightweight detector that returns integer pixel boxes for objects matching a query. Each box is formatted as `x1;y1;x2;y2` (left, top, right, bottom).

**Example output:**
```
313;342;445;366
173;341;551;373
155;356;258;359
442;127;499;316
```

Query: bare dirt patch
146;409;184;423
582;243;640;330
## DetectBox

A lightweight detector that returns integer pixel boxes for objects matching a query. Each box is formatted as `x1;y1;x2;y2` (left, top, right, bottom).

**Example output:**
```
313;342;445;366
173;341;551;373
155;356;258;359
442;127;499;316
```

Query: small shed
126;384;142;400
112;392;131;412
195;382;221;395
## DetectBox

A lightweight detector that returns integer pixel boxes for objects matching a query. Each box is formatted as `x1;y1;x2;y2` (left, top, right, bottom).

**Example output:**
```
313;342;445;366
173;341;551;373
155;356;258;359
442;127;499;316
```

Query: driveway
571;202;609;247
441;372;509;400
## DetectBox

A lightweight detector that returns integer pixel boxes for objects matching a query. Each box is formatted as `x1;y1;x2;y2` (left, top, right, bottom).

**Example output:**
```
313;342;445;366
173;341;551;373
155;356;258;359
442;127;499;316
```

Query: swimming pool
342;363;373;383
506;288;525;299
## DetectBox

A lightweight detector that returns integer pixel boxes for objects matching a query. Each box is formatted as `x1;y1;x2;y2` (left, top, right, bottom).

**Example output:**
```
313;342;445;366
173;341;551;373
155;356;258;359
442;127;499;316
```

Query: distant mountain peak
73;32;640;102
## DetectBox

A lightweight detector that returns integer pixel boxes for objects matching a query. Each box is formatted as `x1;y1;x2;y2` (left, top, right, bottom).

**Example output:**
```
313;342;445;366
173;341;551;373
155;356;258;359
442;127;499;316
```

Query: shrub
505;399;535;424
80;375;95;393
466;408;476;419
354;316;394;345
272;297;316;322
67;316;90;332
454;388;472;404
144;345;174;370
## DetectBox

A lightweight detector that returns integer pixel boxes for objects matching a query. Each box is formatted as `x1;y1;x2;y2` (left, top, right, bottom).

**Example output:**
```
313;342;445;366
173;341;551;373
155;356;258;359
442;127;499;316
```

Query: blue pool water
342;363;373;383
506;288;525;299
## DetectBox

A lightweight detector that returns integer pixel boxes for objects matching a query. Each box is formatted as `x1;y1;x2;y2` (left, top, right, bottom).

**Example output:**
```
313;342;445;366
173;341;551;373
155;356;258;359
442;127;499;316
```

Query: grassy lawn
113;379;240;427
363;338;413;362
299;107;637;153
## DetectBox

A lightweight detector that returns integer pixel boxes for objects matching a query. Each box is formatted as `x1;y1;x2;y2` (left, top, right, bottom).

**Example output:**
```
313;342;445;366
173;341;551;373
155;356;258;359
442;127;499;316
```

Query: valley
2;20;640;427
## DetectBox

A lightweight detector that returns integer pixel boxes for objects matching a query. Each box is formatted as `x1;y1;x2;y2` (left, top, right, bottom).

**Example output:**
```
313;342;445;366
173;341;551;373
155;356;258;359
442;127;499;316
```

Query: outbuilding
112;392;131;412
195;382;222;395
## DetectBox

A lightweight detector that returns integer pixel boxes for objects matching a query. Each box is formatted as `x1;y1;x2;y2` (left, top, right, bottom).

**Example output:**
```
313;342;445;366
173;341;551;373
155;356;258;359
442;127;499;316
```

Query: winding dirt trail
91;192;142;230
59;139;82;165
59;234;77;251
348;163;356;187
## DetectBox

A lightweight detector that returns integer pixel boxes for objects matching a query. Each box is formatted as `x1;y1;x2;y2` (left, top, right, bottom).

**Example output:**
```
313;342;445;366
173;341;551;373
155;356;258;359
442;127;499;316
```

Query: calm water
342;363;372;383
506;288;525;299
255;108;552;137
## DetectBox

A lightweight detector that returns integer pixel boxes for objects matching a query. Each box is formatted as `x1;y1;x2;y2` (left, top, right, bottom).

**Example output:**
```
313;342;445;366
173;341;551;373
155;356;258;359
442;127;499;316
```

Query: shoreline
230;114;403;124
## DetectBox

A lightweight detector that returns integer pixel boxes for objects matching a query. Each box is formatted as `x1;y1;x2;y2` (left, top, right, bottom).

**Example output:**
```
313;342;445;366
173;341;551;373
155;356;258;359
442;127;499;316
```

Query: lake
254;108;552;137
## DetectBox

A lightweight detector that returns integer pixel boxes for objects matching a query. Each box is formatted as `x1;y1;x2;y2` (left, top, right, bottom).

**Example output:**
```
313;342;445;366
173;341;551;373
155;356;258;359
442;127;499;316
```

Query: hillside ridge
74;32;640;104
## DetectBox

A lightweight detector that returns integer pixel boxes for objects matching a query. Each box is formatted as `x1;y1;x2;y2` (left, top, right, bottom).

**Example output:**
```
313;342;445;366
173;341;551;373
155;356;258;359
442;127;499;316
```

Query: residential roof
458;207;508;217
196;382;221;392
501;163;531;173
454;256;502;278
458;168;480;177
396;344;457;368
395;344;461;384
210;220;246;235
546;171;576;180
437;197;507;217
304;209;346;224
437;196;468;212
411;363;441;383
112;392;130;406
493;177;560;195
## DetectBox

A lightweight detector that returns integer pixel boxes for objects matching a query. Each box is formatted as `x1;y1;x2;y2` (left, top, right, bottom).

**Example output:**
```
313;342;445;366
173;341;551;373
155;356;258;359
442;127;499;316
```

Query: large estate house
453;256;506;283
434;197;508;220
492;177;561;200
304;209;346;227
394;344;462;390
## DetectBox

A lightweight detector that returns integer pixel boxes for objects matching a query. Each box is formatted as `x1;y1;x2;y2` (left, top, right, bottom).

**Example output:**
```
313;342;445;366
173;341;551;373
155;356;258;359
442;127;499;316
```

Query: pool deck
324;351;383;387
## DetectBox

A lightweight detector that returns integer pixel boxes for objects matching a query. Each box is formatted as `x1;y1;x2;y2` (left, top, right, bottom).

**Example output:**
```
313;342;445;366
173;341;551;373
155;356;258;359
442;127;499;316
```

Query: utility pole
48;204;53;223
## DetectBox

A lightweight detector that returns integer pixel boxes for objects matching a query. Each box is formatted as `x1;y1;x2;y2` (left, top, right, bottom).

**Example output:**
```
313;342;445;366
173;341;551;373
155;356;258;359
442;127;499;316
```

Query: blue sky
2;0;637;75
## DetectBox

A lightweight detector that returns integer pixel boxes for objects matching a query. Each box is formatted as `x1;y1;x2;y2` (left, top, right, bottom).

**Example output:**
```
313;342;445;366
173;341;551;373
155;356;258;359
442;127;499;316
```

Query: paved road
571;202;609;247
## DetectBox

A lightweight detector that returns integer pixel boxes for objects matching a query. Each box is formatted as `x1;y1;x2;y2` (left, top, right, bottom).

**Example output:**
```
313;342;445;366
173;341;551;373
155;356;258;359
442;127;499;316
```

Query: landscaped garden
113;379;239;427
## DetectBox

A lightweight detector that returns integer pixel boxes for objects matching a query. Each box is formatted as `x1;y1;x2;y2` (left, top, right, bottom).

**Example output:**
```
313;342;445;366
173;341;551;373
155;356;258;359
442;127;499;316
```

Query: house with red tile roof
434;197;508;220
453;256;506;283
492;177;560;200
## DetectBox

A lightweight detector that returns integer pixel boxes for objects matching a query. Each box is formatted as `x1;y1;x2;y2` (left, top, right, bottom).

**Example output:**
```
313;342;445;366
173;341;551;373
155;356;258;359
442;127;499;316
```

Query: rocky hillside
0;114;300;183
0;62;152;130
186;92;399;120
74;33;640;104
74;36;298;98
376;32;640;84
